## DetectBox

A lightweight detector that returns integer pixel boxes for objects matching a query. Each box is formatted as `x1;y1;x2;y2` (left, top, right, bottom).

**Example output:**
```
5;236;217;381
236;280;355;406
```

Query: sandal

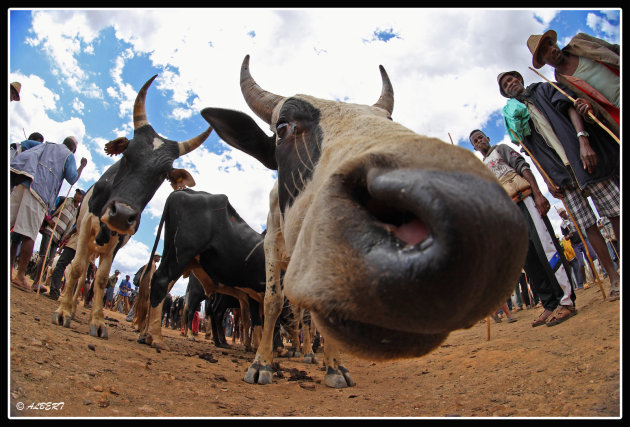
531;309;553;327
545;305;577;327
608;290;620;302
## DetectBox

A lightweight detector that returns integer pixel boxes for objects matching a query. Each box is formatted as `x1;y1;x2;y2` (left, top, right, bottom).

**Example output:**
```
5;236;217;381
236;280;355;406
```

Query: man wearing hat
527;29;619;138
10;82;21;101
105;270;121;310
498;69;620;302
10;135;87;292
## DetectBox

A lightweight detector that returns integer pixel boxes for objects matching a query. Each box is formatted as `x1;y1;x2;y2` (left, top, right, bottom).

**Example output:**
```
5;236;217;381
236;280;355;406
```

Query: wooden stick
527;67;620;145
448;133;454;145
487;316;491;341
508;129;606;299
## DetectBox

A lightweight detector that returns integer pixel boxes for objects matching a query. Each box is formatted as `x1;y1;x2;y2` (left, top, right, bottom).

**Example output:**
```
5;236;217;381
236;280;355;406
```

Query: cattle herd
49;55;529;388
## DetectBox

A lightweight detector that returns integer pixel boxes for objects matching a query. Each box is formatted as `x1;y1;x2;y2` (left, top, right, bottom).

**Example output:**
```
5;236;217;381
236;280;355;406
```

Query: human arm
568;106;597;174
522;168;550;216
63;154;88;185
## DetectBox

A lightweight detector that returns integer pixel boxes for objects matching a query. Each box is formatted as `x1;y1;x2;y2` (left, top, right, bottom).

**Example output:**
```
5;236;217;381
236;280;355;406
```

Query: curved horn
372;65;394;115
178;126;213;156
240;55;284;124
134;75;158;130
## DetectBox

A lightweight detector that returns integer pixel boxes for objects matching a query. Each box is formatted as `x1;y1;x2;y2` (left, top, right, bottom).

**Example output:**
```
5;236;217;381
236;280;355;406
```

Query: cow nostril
128;215;137;225
109;204;117;216
349;177;430;249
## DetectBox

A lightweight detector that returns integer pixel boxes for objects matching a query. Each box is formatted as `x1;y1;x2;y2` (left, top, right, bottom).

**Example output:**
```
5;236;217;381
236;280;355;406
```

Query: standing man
31;189;85;292
117;275;132;314
10;136;87;292
557;205;589;290
498;70;620;302
527;30;619;138
469;129;575;326
105;270;120;310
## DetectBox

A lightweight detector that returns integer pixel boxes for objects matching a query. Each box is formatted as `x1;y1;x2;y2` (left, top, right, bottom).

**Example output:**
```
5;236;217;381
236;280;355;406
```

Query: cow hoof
324;366;356;388
303;353;318;365
243;362;273;385
89;324;109;339
137;335;147;345
187;336;195;342
280;349;301;358
63;317;72;328
51;312;64;326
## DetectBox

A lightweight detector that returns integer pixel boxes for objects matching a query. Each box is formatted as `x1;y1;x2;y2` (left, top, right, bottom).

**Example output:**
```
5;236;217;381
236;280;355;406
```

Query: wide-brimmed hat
527;29;557;69
497;71;524;98
10;82;21;101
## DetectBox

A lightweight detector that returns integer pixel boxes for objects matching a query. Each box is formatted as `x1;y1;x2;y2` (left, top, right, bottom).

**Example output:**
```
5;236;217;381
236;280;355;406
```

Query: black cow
141;189;268;352
51;75;211;339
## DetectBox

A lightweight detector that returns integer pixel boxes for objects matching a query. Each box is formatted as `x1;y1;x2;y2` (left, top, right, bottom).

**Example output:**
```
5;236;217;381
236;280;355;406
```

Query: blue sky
8;8;621;296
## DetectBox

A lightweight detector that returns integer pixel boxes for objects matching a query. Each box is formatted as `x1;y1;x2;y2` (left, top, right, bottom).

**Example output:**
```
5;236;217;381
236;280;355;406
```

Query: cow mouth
312;311;448;360
100;201;140;235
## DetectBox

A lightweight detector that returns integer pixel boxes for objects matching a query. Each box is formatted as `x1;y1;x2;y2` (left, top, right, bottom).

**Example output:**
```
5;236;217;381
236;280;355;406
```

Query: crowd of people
9;28;620;334
470;29;619;327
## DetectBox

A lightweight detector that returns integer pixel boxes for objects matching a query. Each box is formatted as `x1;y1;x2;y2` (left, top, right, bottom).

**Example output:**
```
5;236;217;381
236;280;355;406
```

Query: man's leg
46;247;76;300
14;237;35;285
586;225;620;290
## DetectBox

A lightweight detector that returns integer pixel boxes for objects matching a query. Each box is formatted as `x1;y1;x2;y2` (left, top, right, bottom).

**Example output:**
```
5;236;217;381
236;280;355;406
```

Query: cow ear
167;168;196;190
104;137;130;156
201;107;278;170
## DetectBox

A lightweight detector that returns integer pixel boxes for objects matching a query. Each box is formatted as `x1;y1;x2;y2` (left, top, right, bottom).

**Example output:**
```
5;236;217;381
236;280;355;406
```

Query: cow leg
140;279;176;350
87;251;117;339
281;306;302;358
301;311;318;365
243;258;284;385
322;338;355;388
52;215;93;328
70;266;89;319
183;303;195;341
237;297;252;351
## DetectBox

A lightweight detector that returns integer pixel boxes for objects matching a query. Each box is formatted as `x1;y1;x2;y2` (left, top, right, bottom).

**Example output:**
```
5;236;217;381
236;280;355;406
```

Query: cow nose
355;168;527;333
105;201;139;233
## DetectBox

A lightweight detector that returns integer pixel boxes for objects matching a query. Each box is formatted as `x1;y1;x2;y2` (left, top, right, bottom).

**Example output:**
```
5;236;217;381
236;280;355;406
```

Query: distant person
527;30;619;137
30;189;84;292
10;81;21;101
470;129;575;327
105;270;120;310
10;131;44;163
10;136;87;292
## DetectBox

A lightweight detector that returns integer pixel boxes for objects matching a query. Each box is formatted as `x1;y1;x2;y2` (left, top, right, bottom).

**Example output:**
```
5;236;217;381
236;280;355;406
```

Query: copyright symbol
16;402;24;411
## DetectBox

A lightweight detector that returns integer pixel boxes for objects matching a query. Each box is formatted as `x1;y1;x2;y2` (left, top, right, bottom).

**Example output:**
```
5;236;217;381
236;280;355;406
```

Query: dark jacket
515;82;619;190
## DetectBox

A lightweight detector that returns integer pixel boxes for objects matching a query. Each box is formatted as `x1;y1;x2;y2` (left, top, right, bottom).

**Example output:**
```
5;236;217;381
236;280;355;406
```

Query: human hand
574;98;593;119
547;183;563;199
533;192;551;216
80;157;88;167
579;137;597;173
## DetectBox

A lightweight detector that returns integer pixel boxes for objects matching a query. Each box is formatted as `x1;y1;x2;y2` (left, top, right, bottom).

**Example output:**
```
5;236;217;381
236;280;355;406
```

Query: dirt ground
9;270;620;419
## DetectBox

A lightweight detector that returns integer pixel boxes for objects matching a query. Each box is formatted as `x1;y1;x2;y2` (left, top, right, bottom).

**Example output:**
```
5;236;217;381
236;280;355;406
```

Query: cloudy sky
8;8;621;297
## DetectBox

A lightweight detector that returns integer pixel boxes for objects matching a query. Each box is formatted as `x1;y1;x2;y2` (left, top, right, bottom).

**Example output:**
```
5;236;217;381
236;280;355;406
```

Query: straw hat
497;71;524;98
527;29;557;69
10;82;21;101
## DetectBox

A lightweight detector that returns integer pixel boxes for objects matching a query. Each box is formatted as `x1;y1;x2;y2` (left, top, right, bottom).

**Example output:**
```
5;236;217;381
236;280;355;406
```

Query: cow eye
276;121;292;141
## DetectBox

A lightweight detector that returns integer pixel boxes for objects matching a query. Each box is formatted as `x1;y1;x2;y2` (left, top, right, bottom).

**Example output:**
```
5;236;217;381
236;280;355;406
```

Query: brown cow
201;56;529;388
